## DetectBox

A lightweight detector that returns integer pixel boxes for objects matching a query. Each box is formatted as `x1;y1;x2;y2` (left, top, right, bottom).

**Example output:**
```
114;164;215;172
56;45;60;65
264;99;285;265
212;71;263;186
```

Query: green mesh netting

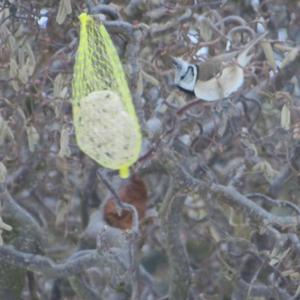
72;13;142;178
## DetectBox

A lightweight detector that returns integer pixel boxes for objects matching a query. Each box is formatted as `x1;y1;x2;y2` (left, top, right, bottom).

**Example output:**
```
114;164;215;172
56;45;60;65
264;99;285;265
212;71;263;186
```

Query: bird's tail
237;31;268;67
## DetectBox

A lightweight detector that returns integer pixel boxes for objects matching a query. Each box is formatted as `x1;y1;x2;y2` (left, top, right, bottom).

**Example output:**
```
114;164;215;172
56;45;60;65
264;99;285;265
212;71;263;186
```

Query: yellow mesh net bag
72;13;142;179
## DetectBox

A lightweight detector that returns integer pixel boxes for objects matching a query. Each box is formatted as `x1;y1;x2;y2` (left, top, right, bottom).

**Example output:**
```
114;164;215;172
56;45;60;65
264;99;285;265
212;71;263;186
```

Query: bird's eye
188;66;194;76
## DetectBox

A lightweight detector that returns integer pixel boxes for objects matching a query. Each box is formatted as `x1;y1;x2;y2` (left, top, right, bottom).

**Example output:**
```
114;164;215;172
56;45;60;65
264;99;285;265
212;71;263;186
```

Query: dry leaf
0;216;12;246
0;115;9;145
198;17;213;42
25;43;35;66
16;107;27;124
104;176;148;230
281;48;299;69
0;162;7;183
55;198;71;226
9;58;19;91
261;41;277;71
26;125;39;152
136;70;143;97
8;35;16;52
25;43;36;76
0;201;12;246
59;87;68;98
281;104;291;130
282;270;300;280
18;45;25;66
217;113;228;137
0;8;10;26
18;64;29;84
242;140;258;156
53;74;64;98
293;122;300;141
209;225;222;242
253;160;278;183
270;247;290;266
0;114;14;145
58;126;71;157
0;219;12;232
56;0;72;25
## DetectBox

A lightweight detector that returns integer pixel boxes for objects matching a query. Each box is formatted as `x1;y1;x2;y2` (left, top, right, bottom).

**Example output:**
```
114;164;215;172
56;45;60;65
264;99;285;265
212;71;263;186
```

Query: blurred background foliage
0;0;300;299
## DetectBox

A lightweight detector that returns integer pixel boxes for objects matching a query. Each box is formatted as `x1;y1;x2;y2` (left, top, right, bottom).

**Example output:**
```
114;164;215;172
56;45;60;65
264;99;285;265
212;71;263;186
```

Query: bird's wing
194;64;244;101
237;32;267;67
207;32;267;68
197;59;222;81
220;65;244;97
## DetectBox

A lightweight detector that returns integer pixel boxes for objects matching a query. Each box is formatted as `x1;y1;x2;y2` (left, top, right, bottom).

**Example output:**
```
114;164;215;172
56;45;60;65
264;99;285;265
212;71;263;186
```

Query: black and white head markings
172;57;198;93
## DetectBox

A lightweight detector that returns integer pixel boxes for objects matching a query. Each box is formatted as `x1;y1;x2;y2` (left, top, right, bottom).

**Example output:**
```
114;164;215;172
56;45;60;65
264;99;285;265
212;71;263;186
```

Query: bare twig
125;28;145;130
159;162;191;300
125;0;146;18
149;9;193;36
246;193;300;215
269;142;300;197
96;170;140;300
158;152;300;229
0;246;125;278
90;4;121;20
236;278;292;299
69;275;101;300
103;20;134;38
210;184;300;228
0;184;42;243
